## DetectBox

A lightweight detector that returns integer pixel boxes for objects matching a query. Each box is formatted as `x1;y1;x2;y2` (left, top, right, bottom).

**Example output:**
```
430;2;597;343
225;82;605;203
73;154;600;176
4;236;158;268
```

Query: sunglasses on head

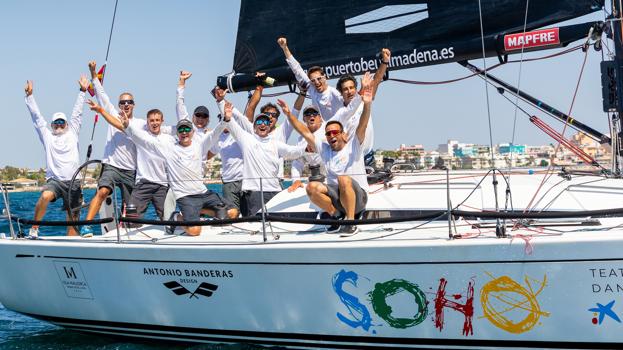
255;118;271;126
119;100;134;106
325;129;341;138
52;119;66;126
304;110;319;117
177;126;193;133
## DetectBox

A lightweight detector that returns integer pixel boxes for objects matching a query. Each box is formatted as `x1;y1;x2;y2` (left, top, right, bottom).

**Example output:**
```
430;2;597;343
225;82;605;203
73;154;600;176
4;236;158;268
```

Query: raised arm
89;60;116;115
356;73;373;144
277;99;316;152
86;100;124;131
176;70;192;121
199;121;226;155
24;80;50;143
69;75;89;135
278;37;311;88
244;73;265;122
214;87;254;133
371;48;391;98
222;101;252;150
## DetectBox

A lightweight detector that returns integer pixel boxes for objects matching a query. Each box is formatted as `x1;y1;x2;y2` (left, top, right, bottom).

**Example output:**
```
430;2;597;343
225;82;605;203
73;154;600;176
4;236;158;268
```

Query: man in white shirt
177;71;211;137
87;102;171;220
24;77;88;238
282;73;373;236
80;61;137;237
332;48;391;156
209;113;244;212
278;37;344;121
93;101;236;236
288;105;326;192
221;101;306;217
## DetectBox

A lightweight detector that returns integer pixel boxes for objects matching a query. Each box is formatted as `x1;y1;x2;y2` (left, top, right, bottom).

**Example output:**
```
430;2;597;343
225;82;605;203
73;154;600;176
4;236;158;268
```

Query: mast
610;0;623;173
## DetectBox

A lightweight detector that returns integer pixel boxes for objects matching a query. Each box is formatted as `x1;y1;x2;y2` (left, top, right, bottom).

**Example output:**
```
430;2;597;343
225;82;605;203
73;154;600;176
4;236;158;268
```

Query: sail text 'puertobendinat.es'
217;0;604;92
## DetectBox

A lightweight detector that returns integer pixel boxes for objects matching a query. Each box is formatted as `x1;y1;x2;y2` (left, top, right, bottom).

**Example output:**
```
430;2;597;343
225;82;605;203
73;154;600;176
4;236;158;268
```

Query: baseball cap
193;106;210;117
176;119;194;129
52;112;67;122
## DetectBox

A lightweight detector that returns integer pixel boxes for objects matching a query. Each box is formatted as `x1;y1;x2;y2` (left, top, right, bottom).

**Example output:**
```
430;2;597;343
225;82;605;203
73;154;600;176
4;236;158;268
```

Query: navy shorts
326;181;368;216
176;192;234;222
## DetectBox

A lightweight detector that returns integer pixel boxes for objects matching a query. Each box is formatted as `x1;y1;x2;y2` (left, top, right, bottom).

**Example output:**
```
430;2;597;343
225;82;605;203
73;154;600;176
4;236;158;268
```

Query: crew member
24;77;88;238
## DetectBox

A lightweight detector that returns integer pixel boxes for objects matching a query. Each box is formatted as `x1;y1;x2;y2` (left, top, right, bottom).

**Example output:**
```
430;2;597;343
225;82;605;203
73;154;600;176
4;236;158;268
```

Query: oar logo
345;4;429;34
163;281;218;299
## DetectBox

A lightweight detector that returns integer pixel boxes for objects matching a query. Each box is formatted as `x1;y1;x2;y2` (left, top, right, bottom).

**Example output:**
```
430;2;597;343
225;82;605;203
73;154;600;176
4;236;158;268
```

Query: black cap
193;105;210;117
176;119;193;129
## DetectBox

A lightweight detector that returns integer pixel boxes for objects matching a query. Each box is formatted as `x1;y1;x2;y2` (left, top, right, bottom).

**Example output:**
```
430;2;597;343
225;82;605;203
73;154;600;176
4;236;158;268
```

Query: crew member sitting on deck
282;72;373;237
24;77;88;238
219;100;306;217
91;100;238;236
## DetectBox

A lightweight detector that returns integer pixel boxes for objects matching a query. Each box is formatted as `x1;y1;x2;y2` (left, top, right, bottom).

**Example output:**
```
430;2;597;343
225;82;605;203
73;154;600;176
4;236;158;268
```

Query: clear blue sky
0;1;609;168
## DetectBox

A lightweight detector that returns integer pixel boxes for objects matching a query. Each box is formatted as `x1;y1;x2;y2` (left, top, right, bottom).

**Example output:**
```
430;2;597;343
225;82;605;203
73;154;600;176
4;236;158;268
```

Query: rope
12;217;113;227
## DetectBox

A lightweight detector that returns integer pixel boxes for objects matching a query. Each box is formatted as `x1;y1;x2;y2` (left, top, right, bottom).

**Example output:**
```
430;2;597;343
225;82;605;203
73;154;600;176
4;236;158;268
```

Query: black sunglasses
119;100;135;106
304;110;319;117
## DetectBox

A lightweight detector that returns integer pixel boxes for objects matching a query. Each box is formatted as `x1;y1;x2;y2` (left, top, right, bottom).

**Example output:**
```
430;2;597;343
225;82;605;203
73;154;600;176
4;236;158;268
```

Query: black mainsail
218;0;604;92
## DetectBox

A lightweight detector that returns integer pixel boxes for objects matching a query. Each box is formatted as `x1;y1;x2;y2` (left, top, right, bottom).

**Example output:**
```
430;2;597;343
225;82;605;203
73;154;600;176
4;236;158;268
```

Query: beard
52;127;68;136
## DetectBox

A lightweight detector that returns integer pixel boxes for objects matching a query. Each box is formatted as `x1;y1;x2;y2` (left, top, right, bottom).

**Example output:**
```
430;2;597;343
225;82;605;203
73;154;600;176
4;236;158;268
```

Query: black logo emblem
163;281;218;299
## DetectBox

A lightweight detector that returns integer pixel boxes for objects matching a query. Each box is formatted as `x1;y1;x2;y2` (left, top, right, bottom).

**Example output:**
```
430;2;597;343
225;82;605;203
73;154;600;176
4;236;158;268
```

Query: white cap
52;112;67;122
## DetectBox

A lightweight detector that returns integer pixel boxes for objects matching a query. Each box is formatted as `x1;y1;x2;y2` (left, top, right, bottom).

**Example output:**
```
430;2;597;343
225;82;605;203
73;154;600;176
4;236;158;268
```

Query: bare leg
33;191;55;230
85;187;112;220
66;212;78;236
337;176;355;219
306;182;337;215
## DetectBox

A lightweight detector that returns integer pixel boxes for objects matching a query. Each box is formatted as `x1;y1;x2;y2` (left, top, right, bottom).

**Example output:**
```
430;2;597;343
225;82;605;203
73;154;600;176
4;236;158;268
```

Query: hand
298;82;308;95
277;37;287;48
119;110;130;128
178;70;192;86
24;80;33;96
287;180;303;192
78;74;89;92
223;101;233;122
362;82;373;104
360;71;372;91
276;99;290;116
381;48;391;63
213;86;227;102
86;99;103;113
88;60;97;78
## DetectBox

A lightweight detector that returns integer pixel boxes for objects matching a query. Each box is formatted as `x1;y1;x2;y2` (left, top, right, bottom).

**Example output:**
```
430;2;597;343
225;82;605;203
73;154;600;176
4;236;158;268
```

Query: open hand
223;101;233;122
24;80;33;96
276;99;290;116
86;99;103;113
78;74;89;92
119;110;130;128
287;180;304;193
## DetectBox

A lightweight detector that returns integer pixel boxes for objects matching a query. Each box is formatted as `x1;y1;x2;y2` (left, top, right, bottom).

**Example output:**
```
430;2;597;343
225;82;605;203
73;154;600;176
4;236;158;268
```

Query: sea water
0;186;269;349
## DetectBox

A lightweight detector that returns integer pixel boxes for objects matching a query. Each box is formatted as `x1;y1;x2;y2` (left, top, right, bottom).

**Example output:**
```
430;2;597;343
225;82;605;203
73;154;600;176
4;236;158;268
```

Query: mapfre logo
345;4;428;34
504;28;560;51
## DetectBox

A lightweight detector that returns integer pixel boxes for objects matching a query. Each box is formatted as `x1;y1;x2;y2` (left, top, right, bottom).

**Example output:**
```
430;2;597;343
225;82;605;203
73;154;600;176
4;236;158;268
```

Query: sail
219;0;604;91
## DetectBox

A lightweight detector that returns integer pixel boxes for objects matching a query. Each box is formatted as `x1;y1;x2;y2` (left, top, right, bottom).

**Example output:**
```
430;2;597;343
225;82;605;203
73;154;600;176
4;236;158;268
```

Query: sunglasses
325;129;341;138
310;76;325;84
119;100;135;106
177;126;193;133
255;119;271;126
304;110;319;117
194;113;209;119
52;119;66;126
263;111;278;118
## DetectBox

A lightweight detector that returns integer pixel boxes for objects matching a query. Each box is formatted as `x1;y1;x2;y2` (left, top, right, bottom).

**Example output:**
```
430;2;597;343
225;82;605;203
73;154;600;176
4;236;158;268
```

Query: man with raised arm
177;71;211;139
89;101;237;236
220;100;306;217
278;37;344;120
287;105;325;193
24;77;88;238
86;100;171;221
333;48;391;156
80;60;137;237
280;72;373;237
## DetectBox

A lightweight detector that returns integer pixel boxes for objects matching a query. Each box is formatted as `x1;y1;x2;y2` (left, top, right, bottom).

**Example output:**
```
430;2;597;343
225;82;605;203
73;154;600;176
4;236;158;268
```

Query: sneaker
27;227;39;240
80;225;94;238
165;211;181;235
339;225;359;237
320;212;343;233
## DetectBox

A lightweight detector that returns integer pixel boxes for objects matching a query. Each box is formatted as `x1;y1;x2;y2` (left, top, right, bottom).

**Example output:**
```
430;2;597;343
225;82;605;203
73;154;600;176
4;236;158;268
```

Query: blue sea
0;187;271;349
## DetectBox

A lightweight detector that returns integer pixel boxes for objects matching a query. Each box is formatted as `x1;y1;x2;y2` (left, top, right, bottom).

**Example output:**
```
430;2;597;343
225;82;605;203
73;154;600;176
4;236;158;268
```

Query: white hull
0;171;622;349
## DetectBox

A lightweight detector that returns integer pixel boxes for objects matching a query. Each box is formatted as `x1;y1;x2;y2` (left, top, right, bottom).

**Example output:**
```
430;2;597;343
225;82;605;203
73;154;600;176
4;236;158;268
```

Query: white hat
52;112;67;122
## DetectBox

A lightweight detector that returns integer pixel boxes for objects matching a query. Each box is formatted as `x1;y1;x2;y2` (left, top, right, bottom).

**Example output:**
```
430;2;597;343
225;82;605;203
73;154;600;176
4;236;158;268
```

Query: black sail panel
222;0;604;91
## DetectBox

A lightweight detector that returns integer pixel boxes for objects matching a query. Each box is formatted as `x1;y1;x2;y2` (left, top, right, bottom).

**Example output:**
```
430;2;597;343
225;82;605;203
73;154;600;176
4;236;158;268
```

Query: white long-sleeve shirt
127;118;169;185
286;55;344;120
226;117;305;192
210;132;243;183
26;93;84;181
92;77;137;171
125;121;225;199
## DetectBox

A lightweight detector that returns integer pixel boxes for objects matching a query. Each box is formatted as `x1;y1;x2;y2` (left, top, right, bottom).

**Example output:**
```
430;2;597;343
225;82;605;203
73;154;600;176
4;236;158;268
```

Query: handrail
10;217;113;227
